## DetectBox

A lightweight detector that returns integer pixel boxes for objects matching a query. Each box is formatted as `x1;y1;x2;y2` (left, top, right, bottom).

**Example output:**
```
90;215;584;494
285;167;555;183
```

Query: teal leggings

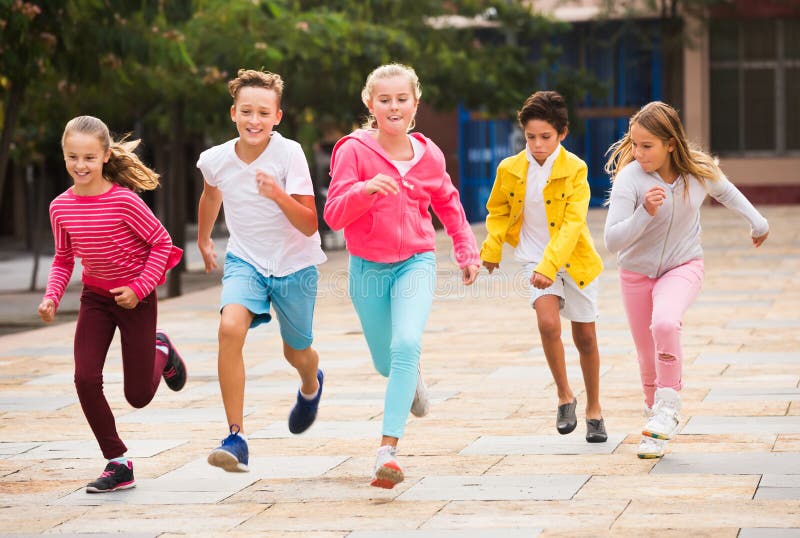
349;252;436;438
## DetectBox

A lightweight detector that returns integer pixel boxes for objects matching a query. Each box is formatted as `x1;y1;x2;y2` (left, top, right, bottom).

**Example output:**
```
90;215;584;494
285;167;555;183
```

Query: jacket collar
507;146;569;182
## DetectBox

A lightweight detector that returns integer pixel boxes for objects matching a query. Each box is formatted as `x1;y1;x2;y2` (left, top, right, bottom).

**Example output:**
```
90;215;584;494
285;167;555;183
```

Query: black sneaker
86;461;136;493
156;329;187;391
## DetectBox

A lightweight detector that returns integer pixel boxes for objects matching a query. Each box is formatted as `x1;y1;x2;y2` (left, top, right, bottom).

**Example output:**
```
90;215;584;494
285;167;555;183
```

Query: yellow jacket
480;147;603;288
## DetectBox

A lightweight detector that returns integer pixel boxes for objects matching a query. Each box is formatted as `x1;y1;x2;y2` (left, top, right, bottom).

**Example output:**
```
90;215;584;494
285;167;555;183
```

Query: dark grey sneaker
156;330;187;391
556;397;578;434
85;461;135;493
586;418;608;443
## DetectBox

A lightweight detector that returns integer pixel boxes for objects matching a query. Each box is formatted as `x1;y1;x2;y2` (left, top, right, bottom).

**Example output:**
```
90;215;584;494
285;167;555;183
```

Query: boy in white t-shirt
197;69;327;472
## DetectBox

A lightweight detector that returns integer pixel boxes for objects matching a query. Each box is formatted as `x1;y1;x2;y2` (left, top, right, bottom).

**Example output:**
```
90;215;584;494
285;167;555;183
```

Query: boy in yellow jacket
481;90;607;442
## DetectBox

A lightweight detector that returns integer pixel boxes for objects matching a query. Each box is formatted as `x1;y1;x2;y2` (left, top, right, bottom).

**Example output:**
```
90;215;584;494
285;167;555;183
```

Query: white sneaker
637;435;666;459
370;445;404;489
643;387;681;440
410;365;430;418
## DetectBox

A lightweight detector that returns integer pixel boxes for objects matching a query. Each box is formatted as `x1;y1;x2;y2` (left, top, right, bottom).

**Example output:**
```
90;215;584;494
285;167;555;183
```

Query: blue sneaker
207;426;249;472
288;369;323;434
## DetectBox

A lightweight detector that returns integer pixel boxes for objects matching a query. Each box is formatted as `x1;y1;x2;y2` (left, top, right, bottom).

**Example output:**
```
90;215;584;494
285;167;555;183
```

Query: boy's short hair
517;90;569;134
228;69;284;104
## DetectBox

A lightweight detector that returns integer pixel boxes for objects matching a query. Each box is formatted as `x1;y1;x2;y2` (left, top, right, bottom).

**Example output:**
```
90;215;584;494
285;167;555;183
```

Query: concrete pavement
1;206;799;536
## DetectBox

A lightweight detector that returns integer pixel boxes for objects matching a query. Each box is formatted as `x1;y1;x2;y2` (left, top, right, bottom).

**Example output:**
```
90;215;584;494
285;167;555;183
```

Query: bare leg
217;304;252;433
572;321;602;420
535;295;573;404
283;342;320;395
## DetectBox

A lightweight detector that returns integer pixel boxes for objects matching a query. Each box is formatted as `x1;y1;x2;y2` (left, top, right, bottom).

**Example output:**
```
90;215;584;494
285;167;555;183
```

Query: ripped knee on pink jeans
657;351;677;361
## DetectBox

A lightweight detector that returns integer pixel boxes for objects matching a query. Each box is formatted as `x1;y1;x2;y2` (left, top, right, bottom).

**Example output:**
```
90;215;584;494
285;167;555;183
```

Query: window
709;18;800;154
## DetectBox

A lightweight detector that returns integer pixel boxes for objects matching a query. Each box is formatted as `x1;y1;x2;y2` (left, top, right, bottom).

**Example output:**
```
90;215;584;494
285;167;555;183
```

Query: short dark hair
517;90;569;134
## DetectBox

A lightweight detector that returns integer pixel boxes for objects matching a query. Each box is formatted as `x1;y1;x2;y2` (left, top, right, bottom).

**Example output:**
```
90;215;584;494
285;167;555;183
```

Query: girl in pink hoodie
324;63;480;489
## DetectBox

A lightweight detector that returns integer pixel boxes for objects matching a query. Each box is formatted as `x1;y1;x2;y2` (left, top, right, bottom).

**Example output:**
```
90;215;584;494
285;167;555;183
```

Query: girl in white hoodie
603;101;769;459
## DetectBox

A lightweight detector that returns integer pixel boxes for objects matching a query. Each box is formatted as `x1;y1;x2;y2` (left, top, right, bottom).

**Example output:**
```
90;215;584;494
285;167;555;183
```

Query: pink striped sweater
44;183;182;307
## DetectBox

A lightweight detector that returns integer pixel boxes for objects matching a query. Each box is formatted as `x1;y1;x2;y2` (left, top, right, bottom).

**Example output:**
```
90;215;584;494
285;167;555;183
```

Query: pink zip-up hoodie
324;129;479;268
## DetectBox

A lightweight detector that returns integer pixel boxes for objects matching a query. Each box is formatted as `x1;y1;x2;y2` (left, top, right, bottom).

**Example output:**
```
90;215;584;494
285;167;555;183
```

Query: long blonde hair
61;116;160;192
604;101;720;185
360;63;421;131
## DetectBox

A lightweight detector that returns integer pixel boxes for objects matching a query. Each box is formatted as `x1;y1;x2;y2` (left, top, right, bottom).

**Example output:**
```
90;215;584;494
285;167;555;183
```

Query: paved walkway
1;206;799;537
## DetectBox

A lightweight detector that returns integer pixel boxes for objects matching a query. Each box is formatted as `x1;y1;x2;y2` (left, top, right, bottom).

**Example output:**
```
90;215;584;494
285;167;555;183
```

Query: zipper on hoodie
398;173;406;253
654;181;676;277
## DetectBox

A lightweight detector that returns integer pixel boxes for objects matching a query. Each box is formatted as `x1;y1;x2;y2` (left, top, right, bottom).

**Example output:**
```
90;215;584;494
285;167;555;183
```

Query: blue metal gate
458;20;664;222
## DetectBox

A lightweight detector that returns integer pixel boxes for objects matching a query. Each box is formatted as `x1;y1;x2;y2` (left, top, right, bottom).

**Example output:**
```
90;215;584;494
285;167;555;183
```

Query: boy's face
230;86;283;148
523;119;566;166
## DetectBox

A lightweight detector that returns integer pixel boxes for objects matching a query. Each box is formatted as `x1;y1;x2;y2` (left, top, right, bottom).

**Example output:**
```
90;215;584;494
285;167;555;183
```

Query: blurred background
1;0;798;302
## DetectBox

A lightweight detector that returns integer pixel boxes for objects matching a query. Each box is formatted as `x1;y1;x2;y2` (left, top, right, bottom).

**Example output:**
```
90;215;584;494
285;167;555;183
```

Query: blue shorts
220;253;318;350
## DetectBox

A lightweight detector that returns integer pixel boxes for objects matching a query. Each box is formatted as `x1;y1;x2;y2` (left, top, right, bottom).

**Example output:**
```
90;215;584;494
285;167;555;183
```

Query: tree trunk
0;81;26;214
165;101;186;297
29;162;48;291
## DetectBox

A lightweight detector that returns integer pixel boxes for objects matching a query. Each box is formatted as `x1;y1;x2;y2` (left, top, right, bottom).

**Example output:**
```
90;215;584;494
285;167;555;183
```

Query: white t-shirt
197;132;327;277
514;145;561;263
391;135;425;176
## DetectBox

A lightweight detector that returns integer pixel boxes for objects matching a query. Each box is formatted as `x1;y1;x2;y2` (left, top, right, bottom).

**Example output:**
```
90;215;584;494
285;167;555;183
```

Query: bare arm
256;171;318;236
197;181;223;272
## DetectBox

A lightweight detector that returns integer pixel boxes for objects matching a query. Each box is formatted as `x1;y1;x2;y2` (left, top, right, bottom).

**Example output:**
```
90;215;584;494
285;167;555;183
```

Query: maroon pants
74;287;167;459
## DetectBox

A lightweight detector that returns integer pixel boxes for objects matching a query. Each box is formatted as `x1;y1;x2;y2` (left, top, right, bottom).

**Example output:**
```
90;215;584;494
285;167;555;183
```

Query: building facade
451;0;800;221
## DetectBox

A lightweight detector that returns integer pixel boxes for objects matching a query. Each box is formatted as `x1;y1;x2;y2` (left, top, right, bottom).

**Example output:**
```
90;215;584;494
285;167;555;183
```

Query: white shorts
525;264;598;323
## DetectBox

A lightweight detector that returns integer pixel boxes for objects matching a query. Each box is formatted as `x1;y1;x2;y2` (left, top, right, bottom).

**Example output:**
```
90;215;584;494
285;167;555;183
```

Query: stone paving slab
0;393;76;411
574;474;759;500
325;390;457;407
739;530;800;537
1;207;799;535
4;535;157;538
25;372;122;385
727;320;800;329
7;440;186;460
681;416;800;435
116;407;254;424
250;420;380;439
705;388;800;402
347;529;542;538
421;499;628;531
487;364;612;380
51;504;267;535
613;499;800;529
54;455;346;506
696;352;800;365
652;453;800;475
0;346;74;357
397;474;589;501
460;434;625;455
754;474;800;500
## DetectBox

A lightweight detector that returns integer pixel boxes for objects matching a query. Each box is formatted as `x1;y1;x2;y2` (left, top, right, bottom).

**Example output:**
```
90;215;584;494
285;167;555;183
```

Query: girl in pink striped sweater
38;116;186;493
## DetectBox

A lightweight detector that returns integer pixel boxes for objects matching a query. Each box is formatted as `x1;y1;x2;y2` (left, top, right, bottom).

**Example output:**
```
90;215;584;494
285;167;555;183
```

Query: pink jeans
619;259;704;407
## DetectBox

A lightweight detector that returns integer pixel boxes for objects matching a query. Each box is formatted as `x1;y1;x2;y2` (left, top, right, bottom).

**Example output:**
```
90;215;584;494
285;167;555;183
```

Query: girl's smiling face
63;132;111;194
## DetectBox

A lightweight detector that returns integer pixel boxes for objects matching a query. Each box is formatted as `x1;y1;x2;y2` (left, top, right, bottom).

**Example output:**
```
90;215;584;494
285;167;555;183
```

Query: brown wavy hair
228;68;284;105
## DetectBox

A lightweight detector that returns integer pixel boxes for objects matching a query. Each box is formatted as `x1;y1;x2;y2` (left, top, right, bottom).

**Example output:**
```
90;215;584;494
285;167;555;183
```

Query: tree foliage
1;0;601;257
